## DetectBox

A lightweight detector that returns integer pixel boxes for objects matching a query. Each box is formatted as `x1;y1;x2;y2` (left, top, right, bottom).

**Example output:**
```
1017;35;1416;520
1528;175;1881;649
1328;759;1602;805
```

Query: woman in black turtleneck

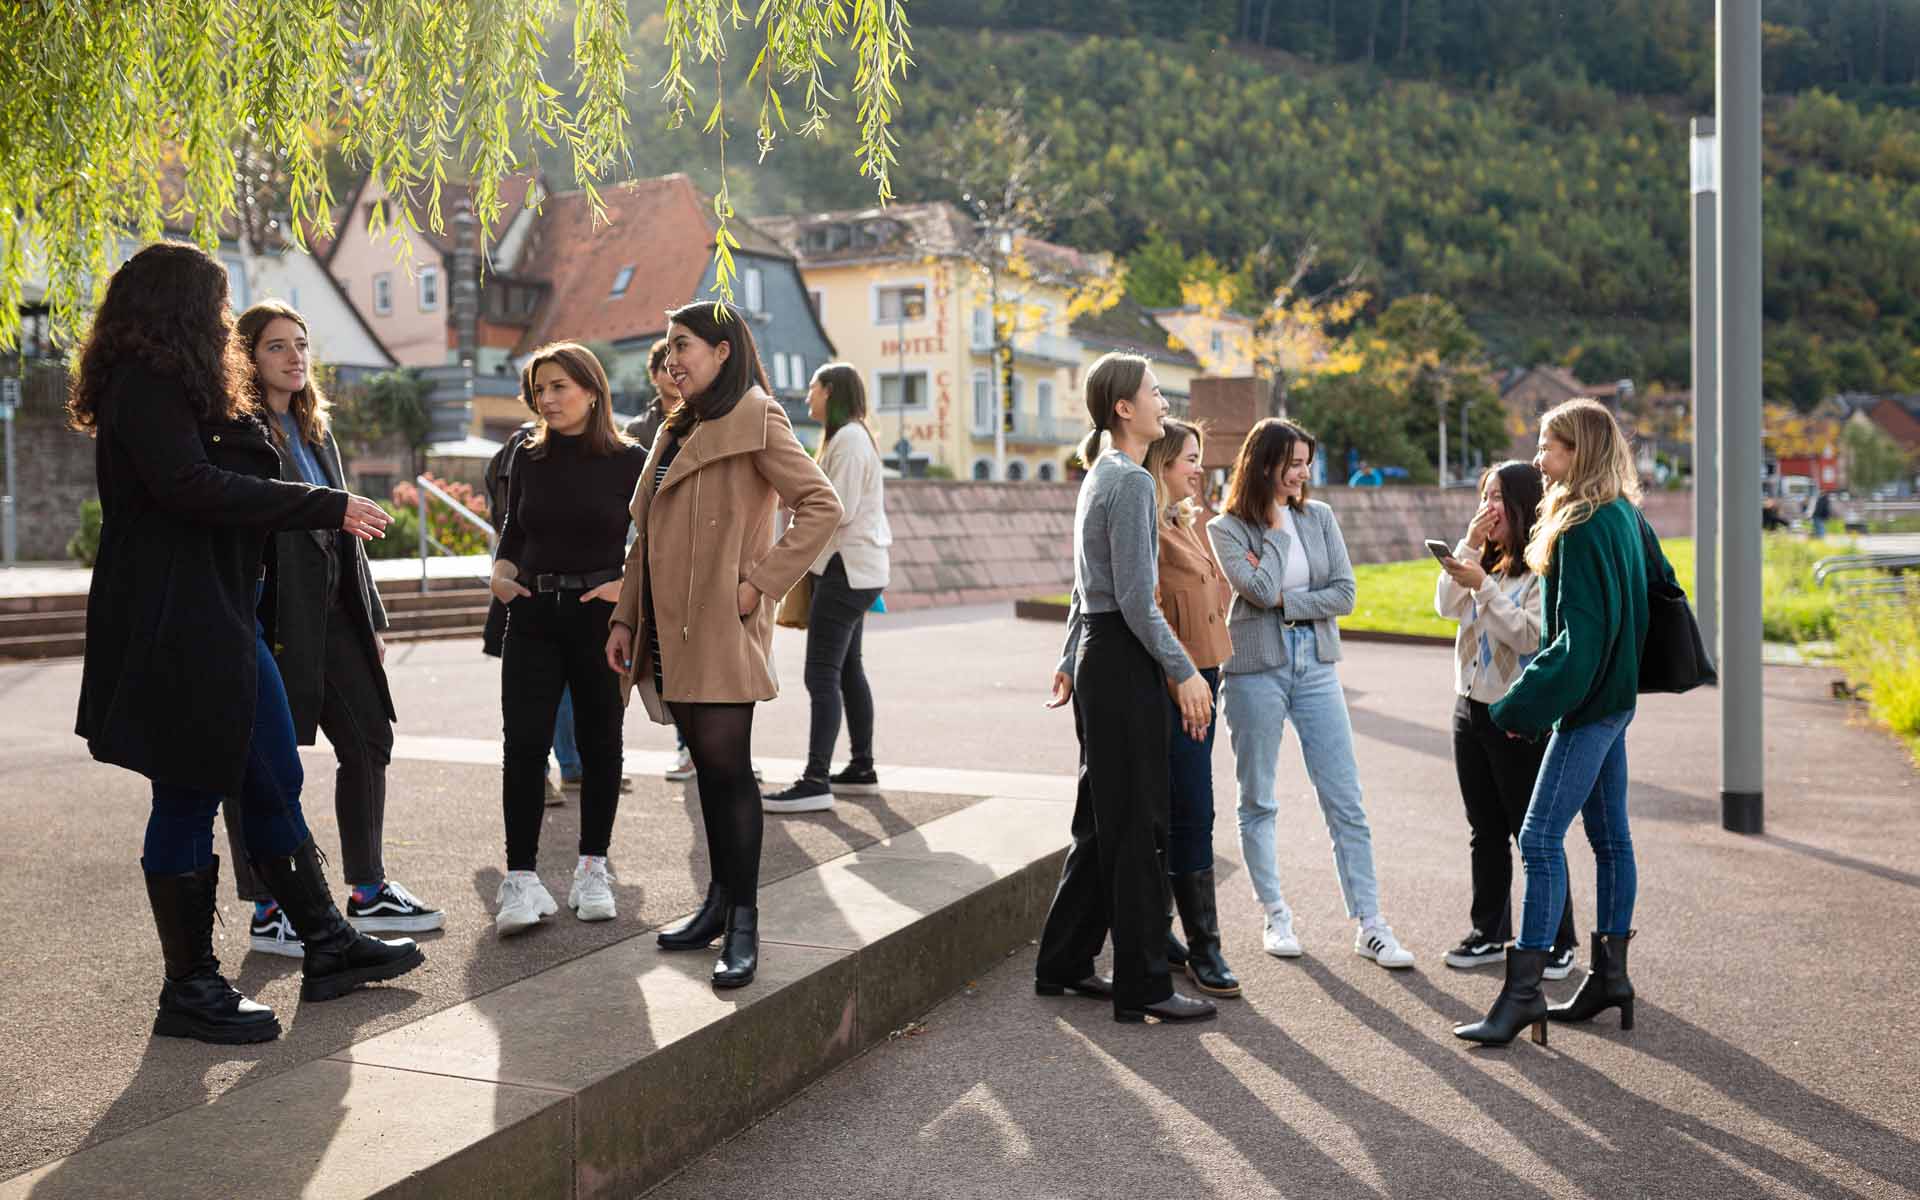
488;342;647;937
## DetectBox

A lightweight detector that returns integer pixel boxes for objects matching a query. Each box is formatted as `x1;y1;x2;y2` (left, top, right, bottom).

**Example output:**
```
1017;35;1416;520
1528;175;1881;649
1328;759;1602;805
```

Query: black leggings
671;701;762;907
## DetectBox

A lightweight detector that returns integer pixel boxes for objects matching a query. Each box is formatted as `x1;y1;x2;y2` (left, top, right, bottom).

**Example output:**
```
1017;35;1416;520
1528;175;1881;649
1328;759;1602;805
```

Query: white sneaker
569;856;617;922
666;750;695;781
494;871;558;937
1263;905;1302;958
1355;921;1415;969
1543;945;1576;981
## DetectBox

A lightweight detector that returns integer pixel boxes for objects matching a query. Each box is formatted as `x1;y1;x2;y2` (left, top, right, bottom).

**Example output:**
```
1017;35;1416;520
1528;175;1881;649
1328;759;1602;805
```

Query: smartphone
1425;538;1456;563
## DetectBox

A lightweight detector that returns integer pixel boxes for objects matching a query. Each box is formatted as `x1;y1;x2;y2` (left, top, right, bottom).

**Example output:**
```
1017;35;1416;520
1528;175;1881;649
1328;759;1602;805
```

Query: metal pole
1691;117;1720;666
991;275;1006;480
1;377;17;564
418;473;429;595
1717;1;1764;834
1460;392;1471;481
897;309;907;474
1437;396;1448;488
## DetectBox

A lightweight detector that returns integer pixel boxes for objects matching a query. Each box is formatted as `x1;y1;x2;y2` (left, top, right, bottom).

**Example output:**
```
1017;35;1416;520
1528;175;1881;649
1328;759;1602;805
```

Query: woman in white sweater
1434;461;1576;980
764;364;893;813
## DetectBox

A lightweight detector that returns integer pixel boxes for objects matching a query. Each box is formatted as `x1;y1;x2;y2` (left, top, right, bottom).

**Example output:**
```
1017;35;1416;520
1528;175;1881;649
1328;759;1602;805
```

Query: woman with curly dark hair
74;243;424;1046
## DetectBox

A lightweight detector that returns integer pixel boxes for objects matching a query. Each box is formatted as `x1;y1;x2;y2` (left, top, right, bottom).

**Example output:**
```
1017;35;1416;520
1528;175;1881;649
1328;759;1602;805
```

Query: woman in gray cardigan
1206;419;1414;970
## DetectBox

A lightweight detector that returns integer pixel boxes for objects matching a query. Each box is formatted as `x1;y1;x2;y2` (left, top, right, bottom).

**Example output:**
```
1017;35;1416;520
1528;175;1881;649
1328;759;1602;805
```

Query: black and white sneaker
762;777;834;814
828;763;880;796
1544;944;1577;981
250;904;304;958
348;880;446;933
1443;932;1507;969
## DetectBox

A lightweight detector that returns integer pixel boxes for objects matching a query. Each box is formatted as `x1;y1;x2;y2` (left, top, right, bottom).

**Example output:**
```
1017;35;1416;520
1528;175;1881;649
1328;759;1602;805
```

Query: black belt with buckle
534;567;623;593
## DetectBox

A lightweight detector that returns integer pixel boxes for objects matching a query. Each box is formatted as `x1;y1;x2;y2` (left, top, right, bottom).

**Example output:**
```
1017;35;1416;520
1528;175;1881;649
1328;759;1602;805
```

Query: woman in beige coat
606;301;841;988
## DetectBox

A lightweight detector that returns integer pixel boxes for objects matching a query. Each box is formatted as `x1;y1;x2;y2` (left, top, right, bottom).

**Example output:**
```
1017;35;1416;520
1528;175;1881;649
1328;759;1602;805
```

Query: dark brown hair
1480;460;1544;578
67;241;252;433
812;361;870;454
663;301;771;436
648;336;671;374
1075;351;1151;468
235;300;330;448
520;342;631;457
1222;418;1317;525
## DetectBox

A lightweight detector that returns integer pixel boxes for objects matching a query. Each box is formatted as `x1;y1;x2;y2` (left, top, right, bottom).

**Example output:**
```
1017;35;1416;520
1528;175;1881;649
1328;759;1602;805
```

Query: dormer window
610;265;635;298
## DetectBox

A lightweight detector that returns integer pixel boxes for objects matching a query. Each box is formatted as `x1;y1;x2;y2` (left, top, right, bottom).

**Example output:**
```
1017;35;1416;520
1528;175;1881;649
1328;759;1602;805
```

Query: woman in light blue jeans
1207;419;1414;970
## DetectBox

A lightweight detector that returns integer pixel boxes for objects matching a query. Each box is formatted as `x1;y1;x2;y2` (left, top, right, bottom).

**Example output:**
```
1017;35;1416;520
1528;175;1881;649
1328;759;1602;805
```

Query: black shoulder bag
1636;512;1717;694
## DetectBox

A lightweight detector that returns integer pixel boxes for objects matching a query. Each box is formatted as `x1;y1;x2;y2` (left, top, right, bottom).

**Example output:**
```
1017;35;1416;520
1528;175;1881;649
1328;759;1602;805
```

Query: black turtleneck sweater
496;430;648;577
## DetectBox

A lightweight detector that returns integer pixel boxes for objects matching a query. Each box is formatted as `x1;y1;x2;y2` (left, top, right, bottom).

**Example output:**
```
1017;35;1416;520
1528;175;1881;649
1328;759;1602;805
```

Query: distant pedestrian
222;301;443;959
1037;352;1217;1025
1209;419;1416;971
604;301;841;990
1810;490;1833;539
1142;416;1240;999
763;363;893;814
1455;398;1675;1047
1433;461;1576;981
489;343;646;937
625;337;696;783
74;243;421;1045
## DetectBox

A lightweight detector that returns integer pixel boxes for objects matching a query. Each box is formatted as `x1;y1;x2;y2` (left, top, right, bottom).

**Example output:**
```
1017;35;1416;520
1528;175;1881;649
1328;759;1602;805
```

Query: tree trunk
1399;0;1411;57
1259;0;1274;47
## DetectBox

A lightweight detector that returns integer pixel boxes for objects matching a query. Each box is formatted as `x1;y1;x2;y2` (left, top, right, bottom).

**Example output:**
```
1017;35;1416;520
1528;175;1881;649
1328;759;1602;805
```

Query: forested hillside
579;11;1920;409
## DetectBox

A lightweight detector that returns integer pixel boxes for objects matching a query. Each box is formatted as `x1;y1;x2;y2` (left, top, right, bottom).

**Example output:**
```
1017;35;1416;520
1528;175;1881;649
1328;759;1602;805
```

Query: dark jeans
1035;613;1174;1013
1166;667;1221;875
803;555;881;780
146;611;312;874
501;591;624;870
1452;695;1575;951
226;595;394;898
670;701;762;906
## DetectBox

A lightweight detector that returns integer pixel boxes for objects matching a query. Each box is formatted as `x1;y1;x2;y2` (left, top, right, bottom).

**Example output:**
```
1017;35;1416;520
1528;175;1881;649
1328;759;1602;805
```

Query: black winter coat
76;365;349;796
260;427;395;744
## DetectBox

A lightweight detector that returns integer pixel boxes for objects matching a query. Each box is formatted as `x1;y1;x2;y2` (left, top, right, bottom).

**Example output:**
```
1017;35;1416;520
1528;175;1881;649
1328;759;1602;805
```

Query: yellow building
760;204;1198;482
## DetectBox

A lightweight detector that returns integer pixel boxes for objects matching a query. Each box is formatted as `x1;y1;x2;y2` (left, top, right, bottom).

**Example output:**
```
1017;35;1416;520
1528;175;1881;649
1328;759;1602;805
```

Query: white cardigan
1433;538;1542;704
809;423;892;589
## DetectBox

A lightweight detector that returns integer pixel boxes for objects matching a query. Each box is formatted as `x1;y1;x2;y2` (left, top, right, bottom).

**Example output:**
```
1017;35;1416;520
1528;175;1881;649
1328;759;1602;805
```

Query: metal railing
1813;551;1920;614
414;474;496;594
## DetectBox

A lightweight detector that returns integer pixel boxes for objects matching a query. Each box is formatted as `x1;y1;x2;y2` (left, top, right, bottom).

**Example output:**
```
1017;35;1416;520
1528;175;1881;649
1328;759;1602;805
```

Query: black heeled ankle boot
1549;931;1635;1029
1170;868;1241;998
713;905;758;989
658;881;730;951
144;858;281;1044
1453;947;1552;1047
253;839;424;1002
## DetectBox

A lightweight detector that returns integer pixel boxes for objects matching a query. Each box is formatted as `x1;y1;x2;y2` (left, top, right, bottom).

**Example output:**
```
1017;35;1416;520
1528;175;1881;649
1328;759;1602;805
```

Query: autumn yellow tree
1181;240;1366;419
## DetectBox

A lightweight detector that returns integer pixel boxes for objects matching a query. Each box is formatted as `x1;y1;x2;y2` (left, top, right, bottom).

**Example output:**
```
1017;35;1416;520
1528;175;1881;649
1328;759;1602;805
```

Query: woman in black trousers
223;301;442;957
490;342;647;937
1037;352;1217;1024
75;243;423;1044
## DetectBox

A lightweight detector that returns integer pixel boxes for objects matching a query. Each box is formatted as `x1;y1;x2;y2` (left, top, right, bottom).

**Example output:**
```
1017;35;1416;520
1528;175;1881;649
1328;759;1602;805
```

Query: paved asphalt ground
4;605;1918;1198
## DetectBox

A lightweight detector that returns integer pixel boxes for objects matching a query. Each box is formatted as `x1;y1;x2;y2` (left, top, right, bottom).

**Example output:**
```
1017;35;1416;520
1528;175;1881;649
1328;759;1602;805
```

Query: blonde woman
1143;418;1240;998
1455;399;1676;1047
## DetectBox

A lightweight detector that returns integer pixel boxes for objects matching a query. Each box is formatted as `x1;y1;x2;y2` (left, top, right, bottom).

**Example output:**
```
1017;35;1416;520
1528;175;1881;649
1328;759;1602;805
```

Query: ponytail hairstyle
235;300;330;449
1075;351;1151;469
1222;417;1316;526
1525;398;1641;574
1143;416;1204;528
663;300;772;437
1479;460;1545;577
520;341;631;457
811;362;871;456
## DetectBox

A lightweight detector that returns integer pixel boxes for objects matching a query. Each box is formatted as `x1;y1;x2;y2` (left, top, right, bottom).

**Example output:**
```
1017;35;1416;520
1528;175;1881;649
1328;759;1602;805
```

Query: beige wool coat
612;388;841;722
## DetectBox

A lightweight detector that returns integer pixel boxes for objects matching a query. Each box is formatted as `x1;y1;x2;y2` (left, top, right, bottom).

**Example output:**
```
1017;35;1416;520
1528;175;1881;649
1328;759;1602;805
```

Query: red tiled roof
510;174;791;355
1870;397;1920;449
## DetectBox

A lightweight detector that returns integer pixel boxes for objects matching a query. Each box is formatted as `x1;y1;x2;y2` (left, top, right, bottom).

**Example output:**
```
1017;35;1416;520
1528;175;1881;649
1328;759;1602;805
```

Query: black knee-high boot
1170;869;1240;997
1548;931;1635;1029
253;838;425;1002
144;858;281;1044
1453;947;1551;1047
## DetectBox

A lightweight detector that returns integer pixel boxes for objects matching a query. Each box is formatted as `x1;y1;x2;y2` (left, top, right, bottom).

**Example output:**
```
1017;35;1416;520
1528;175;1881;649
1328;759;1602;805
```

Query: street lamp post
1692;117;1720;663
896;308;908;476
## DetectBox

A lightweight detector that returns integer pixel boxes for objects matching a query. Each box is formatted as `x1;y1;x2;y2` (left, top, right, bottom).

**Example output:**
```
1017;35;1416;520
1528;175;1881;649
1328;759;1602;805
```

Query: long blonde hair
1143;417;1204;528
1526;398;1641;574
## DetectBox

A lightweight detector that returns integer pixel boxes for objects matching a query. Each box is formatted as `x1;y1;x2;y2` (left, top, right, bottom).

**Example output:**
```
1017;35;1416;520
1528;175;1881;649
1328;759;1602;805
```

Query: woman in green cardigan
1455;398;1675;1048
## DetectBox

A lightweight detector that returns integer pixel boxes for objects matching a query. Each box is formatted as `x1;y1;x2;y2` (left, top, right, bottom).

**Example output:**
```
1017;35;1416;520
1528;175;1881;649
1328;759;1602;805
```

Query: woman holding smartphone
1037;352;1217;1025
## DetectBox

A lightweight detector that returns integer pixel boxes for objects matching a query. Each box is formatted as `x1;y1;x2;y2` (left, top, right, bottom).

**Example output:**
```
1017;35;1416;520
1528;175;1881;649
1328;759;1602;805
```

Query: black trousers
501;591;624;870
1035;613;1174;1012
1452;694;1576;950
803;554;882;780
227;594;393;899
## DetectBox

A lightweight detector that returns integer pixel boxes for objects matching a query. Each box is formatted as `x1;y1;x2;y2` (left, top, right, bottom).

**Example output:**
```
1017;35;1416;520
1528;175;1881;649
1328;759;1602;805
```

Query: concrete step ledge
4;793;1072;1200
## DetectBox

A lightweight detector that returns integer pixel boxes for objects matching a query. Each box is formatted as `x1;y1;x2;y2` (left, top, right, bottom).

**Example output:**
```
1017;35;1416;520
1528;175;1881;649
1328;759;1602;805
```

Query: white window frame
970;369;992;435
418;266;441;312
871;278;930;325
1037;379;1055;422
743;266;765;314
788;354;807;390
772;354;790;391
610;265;635;298
372;272;393;316
970;306;993;350
873;368;930;412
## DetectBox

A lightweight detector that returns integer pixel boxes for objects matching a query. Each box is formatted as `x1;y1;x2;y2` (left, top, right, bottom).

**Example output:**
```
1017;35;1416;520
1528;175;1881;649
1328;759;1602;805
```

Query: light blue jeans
1516;708;1636;950
1222;625;1381;921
